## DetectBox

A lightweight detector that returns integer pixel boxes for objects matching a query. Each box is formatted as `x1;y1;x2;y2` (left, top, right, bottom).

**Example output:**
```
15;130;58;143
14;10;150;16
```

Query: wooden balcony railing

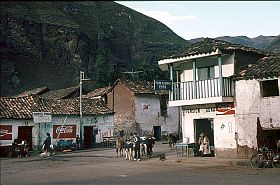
171;77;233;101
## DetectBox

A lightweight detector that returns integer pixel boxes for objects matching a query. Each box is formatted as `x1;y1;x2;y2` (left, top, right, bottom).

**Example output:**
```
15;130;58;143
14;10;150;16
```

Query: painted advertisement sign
0;125;12;140
53;125;76;139
216;103;235;115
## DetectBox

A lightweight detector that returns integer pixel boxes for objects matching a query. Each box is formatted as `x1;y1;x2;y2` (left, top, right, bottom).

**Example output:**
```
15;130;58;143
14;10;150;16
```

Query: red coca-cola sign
53;125;76;139
0;125;12;140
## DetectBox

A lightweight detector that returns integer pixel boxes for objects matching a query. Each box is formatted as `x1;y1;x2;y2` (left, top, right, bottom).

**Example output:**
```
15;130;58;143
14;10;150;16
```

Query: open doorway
194;119;214;157
153;126;161;141
263;128;280;150
84;126;93;148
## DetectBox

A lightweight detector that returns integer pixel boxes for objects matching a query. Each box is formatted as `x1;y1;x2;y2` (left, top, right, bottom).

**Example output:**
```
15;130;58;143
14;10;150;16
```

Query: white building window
260;79;279;97
198;66;214;80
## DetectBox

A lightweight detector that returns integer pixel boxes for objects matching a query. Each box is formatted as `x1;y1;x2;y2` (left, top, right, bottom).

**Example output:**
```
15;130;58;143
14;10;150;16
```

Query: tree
94;49;107;88
137;61;167;81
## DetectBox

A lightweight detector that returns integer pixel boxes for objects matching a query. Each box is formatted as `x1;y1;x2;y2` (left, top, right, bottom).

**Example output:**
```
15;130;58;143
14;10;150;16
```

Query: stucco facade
157;38;279;158
106;79;179;139
182;104;237;158
135;95;178;137
0;95;115;151
0;114;114;148
235;78;280;158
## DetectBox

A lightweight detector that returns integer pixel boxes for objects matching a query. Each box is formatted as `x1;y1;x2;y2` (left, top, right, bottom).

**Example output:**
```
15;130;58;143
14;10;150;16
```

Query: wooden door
18;126;33;150
153;126;161;141
84;126;93;148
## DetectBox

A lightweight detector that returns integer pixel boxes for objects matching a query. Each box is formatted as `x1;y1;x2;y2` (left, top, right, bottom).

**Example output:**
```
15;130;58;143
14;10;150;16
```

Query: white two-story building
158;38;279;158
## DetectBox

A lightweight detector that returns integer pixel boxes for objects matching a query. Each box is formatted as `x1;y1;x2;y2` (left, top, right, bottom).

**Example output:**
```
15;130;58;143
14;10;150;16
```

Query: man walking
133;133;141;161
43;133;52;155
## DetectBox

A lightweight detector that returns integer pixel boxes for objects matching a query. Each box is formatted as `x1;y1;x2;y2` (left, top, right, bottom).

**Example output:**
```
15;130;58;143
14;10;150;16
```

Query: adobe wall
235;78;280;158
107;82;136;135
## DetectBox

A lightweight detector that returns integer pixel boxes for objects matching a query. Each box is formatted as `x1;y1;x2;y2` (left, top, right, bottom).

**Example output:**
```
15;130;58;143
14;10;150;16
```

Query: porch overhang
158;48;222;71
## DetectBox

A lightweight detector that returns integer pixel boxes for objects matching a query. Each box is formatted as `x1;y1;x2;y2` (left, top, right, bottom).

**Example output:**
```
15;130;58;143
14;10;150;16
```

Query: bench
175;142;195;158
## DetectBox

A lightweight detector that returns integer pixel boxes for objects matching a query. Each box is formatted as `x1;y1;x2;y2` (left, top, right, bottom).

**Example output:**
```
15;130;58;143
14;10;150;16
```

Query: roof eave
158;48;222;71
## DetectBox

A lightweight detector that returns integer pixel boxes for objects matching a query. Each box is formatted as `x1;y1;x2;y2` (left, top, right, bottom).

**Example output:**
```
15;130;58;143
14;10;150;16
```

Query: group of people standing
10;139;29;158
120;131;155;161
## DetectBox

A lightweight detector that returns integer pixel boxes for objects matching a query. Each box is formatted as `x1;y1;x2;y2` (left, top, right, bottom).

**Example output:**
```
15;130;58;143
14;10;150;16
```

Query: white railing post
192;60;197;99
218;55;223;96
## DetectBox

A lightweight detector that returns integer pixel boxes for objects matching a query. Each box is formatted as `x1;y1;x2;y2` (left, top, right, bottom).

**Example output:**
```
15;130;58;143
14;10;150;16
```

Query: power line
122;68;143;80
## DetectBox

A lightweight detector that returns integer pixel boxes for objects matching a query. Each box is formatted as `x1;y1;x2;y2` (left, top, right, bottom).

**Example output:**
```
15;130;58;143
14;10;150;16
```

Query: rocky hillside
189;35;280;52
266;36;280;53
0;1;190;96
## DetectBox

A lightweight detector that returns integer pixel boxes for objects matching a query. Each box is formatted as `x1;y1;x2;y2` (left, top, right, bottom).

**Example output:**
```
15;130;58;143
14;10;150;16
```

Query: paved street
1;142;280;185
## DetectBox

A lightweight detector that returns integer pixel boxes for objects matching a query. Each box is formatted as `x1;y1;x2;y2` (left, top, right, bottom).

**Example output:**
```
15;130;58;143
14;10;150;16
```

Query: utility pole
79;71;90;149
122;68;143;80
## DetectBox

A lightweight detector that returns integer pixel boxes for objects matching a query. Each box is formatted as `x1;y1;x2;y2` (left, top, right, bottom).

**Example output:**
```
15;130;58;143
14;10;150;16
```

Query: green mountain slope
266;36;280;53
0;1;190;96
189;35;279;51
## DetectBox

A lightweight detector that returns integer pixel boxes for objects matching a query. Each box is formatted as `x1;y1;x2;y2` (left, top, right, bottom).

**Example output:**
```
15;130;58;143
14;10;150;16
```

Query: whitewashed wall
180;54;235;82
0;119;34;145
135;95;178;135
50;115;114;144
88;114;114;143
182;105;236;153
235;78;280;149
0;114;114;147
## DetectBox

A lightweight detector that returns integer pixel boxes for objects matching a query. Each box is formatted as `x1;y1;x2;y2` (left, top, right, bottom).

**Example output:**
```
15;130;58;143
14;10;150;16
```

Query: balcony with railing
169;77;234;106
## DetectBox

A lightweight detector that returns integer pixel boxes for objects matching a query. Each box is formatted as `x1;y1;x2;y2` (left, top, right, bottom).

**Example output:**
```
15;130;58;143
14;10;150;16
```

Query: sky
115;1;280;40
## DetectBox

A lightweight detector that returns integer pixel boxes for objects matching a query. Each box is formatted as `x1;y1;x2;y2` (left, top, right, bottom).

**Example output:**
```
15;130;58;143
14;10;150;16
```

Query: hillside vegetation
0;1;190;96
189;35;280;52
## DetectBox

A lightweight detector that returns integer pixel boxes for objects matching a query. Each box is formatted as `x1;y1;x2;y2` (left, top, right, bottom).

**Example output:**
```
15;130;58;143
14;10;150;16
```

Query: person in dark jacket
119;130;124;138
43;133;52;154
11;139;20;158
145;136;155;159
133;133;141;161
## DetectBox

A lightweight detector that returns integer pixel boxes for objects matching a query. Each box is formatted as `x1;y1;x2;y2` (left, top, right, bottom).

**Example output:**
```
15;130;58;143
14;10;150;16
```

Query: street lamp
79;71;90;149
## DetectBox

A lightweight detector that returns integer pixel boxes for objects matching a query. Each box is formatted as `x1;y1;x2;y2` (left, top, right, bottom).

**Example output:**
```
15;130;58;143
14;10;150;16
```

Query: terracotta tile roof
0;95;114;119
166;38;267;59
112;79;168;95
85;87;111;98
43;98;114;116
17;87;49;97
233;55;280;80
41;86;81;99
0;95;44;119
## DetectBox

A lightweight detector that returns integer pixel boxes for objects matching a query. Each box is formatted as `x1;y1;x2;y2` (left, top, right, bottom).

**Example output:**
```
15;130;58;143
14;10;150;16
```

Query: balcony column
169;64;174;101
218;55;223;96
192;59;197;99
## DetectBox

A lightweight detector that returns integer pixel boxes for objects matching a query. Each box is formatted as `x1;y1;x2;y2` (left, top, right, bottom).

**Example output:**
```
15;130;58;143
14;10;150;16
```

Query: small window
260;79;279;97
198;66;214;80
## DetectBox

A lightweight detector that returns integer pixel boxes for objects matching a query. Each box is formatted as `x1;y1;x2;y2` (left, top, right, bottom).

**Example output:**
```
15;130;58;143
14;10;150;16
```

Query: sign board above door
33;112;52;123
